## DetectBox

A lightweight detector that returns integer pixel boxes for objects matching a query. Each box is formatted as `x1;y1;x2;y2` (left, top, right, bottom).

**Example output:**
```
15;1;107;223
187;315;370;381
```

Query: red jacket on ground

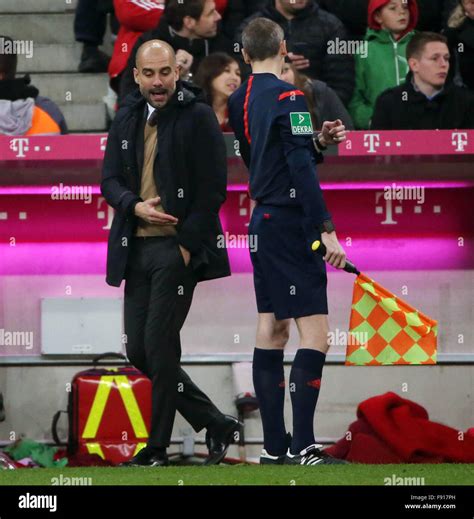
325;392;474;463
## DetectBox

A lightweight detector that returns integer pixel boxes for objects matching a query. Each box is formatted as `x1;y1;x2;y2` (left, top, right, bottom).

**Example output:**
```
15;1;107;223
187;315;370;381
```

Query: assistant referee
228;17;348;466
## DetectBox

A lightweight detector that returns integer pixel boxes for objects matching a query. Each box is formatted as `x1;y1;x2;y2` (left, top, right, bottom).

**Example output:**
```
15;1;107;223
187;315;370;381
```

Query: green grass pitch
0;464;473;486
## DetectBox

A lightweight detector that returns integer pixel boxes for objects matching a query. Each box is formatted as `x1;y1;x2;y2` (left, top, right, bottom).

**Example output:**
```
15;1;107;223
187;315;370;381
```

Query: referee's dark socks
290;348;326;454
252;348;287;456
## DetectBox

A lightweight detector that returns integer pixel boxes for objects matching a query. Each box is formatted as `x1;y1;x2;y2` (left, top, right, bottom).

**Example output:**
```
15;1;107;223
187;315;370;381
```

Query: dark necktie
148;108;158;127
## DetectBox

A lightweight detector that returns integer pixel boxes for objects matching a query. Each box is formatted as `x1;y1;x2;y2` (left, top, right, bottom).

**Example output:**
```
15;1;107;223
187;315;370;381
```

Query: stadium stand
1;0;110;132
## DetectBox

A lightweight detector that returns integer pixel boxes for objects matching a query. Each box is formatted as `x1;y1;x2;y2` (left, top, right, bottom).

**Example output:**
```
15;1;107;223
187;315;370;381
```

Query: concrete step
18;44;83;73
30;73;110;104
1;13;76;43
59;102;108;132
2;12;114;51
0;0;77;13
0;13;74;45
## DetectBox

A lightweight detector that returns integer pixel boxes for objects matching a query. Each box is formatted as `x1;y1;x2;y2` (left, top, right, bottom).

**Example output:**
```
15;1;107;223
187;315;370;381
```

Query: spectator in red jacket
118;0;234;105
194;52;241;131
110;0;230;93
109;0;166;93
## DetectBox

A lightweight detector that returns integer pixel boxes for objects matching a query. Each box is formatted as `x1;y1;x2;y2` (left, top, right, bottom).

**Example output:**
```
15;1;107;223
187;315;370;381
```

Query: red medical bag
52;353;151;465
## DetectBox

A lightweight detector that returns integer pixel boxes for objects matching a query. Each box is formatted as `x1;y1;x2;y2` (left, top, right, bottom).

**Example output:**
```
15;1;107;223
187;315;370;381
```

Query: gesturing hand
134;197;178;225
176;49;194;78
320;119;347;146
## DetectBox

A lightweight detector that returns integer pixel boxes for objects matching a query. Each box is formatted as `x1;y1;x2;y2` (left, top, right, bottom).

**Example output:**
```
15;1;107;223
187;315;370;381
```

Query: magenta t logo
451;132;468;152
364;133;380;154
9;138;29;158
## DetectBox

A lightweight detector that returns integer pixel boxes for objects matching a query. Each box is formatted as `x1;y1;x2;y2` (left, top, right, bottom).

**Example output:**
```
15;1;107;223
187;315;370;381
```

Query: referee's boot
259;450;287;465
285;444;349;465
120;445;169;467
204;415;243;465
259;433;292;465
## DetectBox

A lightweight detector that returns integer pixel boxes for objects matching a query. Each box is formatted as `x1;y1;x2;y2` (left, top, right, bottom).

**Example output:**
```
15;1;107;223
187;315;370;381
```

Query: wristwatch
319;219;335;234
312;132;327;152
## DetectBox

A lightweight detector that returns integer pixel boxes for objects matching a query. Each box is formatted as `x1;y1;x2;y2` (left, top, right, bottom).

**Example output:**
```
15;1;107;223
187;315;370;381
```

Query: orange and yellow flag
346;274;438;366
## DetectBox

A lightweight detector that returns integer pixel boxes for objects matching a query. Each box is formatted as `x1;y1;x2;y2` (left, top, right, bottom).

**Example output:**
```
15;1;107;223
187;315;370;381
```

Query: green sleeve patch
290;112;313;135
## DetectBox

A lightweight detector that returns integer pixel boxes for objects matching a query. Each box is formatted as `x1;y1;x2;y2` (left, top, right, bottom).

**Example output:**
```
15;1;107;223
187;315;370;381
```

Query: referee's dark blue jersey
227;72;331;227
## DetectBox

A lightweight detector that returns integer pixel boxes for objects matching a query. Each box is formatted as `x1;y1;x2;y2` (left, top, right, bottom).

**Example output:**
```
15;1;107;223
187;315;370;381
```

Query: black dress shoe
120;446;169;467
204;415;243;465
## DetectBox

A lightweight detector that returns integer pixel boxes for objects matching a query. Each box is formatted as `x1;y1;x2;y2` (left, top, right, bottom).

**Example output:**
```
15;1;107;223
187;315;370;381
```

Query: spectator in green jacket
349;0;419;129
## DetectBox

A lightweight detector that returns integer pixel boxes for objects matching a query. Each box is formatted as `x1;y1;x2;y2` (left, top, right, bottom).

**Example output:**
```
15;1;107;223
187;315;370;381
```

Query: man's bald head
135;40;176;69
133;40;180;109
